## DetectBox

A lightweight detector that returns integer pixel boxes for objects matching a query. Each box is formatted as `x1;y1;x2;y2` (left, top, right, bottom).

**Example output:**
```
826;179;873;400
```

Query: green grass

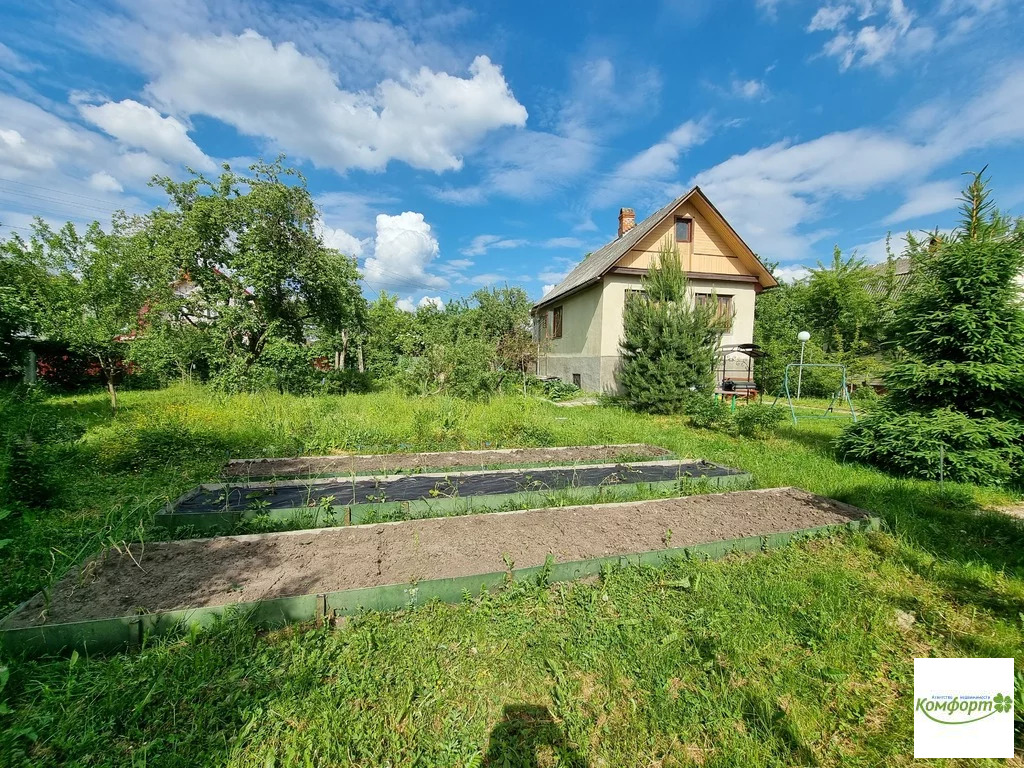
1;384;1022;767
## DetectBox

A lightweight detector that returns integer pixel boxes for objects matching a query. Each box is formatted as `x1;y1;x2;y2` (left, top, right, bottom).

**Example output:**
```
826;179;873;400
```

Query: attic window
675;217;693;244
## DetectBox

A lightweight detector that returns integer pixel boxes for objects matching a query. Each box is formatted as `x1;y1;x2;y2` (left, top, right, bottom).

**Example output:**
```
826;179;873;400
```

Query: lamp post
796;331;810;399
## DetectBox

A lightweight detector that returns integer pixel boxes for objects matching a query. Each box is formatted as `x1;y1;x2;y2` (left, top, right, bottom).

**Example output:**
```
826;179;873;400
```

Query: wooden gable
614;199;755;278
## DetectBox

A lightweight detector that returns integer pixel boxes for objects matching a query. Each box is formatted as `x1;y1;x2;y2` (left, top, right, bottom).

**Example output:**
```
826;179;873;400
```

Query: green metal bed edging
0;515;880;658
154;472;755;534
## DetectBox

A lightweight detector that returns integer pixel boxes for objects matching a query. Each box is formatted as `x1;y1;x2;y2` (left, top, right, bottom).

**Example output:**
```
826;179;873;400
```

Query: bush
836;406;1024;485
733;403;785;439
322;369;373;395
685;395;731;430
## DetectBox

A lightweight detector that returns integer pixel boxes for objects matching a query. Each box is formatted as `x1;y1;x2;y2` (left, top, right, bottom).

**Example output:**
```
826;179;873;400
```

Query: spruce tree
837;169;1024;483
618;245;725;413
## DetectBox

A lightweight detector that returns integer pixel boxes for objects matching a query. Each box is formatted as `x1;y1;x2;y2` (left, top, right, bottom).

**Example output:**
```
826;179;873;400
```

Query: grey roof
533;188;698;310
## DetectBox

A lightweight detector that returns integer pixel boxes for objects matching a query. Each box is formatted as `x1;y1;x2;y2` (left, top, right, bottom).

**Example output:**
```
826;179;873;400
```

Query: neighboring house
531;186;777;394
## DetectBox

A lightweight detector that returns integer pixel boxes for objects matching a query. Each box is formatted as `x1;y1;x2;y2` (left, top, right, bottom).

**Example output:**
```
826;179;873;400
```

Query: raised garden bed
1;488;878;657
159;459;751;533
221;443;673;479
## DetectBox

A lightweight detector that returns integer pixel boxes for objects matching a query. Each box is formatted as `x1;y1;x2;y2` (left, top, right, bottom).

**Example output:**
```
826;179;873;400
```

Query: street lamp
796;331;810;399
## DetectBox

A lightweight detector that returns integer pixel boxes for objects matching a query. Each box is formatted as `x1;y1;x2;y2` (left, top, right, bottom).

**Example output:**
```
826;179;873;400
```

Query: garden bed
221;443;672;479
159;459;748;533
1;488;878;656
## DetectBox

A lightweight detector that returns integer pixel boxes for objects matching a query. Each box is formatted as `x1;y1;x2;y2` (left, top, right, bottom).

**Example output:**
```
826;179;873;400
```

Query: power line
0;176;129;208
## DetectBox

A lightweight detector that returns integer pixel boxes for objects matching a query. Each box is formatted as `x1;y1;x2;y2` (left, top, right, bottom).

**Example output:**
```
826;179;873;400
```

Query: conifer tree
838;169;1024;483
618;245;725;413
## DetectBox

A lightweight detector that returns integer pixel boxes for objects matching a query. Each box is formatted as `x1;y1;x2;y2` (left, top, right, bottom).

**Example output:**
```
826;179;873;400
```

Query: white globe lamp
796;331;810;399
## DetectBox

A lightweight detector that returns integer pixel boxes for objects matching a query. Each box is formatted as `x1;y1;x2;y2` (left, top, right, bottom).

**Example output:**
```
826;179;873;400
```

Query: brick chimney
617;207;635;238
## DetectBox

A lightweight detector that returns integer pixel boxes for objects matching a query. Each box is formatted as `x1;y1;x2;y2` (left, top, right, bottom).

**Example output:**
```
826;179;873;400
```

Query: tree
837;169;1024;484
802;246;880;354
0;243;42;378
148;159;366;389
362;292;415;380
618;246;725;413
3;215;176;410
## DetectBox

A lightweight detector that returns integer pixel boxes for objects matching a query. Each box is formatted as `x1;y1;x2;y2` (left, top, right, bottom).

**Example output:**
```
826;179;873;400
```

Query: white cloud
88;171;123;193
435;56;661;203
461;234;528;256
396;295;445;312
79;99;216;171
808;5;854;32
363;211;448;293
590;118;711;208
882;180;960;224
542;237;584;248
772;265;811;283
0;128;56;170
541;283;557;297
145;30;526;173
691;63;1024;263
806;0;1008;71
315;220;366;257
0;42;36;73
731;78;767;100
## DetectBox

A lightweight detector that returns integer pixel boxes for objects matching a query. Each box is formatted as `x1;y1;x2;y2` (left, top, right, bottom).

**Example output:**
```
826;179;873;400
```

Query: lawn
0;385;1022;767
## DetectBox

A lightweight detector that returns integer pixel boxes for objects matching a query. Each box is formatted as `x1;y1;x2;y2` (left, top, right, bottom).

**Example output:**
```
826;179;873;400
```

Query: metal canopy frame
782;363;857;424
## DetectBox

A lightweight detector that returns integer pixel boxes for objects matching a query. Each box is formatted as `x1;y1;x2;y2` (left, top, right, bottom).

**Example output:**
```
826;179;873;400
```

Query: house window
675;217;693;244
550;306;563;339
695;293;734;331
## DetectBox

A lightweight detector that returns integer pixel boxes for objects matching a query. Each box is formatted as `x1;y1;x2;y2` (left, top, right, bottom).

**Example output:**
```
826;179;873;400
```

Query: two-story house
532;186;777;393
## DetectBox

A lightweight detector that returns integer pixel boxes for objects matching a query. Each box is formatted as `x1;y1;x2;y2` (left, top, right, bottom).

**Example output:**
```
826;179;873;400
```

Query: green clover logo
992;693;1012;713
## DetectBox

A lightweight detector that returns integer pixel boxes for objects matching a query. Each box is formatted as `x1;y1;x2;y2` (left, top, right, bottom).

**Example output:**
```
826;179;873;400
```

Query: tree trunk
357;344;364;373
340;329;349;369
102;364;118;413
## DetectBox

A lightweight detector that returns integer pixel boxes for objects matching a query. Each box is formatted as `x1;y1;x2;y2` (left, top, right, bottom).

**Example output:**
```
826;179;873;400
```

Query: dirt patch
221;444;672;479
7;488;869;628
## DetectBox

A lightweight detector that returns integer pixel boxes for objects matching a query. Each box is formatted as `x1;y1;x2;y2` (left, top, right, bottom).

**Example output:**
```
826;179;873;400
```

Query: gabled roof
533;186;776;310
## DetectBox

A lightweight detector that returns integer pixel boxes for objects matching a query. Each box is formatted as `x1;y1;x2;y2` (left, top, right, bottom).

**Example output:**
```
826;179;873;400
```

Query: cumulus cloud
541;283;557;297
79;99;216;171
88;171;123;192
363;211;448;293
0;128;56;170
144;30;526;174
396;295;445;312
315;220;366;257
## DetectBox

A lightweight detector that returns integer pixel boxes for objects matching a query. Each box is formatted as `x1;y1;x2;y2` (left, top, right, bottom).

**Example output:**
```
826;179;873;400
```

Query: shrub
836;406;1024;485
685;395;731;430
619;247;724;413
733;403;786;439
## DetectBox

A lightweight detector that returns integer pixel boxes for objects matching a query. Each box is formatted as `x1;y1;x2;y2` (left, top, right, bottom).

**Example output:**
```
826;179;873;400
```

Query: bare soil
221;444;672;478
7;488;869;628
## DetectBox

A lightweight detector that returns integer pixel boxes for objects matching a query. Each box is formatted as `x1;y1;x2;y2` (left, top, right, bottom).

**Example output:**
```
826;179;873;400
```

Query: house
531;186;777;393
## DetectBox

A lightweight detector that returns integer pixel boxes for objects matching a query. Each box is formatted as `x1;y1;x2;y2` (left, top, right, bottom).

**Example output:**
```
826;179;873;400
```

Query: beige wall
535;283;609;392
600;274;756;346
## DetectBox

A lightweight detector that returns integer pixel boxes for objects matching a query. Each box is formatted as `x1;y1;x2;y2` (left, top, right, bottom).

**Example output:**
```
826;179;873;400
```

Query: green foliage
619;247;725;413
685;397;784;439
837;407;1023;484
148;159;367;392
2;386;1024;766
3;215;177;409
839;170;1024;484
803;247;880;353
733;403;786;439
537;377;582;401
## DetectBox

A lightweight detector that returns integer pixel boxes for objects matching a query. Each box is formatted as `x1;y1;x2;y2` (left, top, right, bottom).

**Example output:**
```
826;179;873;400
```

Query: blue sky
2;0;1023;309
